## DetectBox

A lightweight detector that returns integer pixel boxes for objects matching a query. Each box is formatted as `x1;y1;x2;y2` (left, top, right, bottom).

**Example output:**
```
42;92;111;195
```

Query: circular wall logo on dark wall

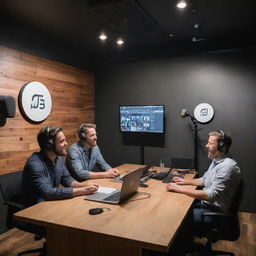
194;103;214;124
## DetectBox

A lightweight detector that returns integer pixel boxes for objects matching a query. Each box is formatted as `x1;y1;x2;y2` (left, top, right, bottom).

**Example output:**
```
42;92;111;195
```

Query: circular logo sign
18;81;52;123
194;103;214;124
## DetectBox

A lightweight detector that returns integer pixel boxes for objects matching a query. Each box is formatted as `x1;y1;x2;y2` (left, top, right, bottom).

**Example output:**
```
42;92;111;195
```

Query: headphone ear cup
217;141;223;152
78;124;87;140
44;138;54;150
217;141;227;152
79;132;86;140
216;130;227;153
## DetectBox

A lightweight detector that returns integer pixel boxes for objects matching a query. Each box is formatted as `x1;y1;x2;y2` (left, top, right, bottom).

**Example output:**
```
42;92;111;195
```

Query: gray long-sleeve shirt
66;141;111;181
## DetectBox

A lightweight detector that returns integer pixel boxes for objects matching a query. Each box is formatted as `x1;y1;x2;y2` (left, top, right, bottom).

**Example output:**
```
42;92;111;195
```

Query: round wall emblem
18;81;52;123
194;103;214;124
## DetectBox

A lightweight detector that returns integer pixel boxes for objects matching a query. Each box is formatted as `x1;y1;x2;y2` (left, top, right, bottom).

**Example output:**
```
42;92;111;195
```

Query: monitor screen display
119;105;165;133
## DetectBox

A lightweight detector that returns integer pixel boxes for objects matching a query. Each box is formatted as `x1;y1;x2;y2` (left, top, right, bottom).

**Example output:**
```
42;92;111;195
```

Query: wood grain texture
0;228;46;256
0;45;94;174
13;164;196;256
209;211;256;256
1;212;256;256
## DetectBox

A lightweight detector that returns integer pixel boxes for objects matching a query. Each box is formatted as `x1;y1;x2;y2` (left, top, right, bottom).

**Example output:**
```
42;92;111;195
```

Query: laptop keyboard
162;173;184;183
113;165;152;182
104;192;120;201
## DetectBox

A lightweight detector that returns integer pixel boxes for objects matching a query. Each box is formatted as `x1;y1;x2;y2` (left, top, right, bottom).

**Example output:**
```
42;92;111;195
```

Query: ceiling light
116;39;124;45
177;0;187;9
99;33;107;41
194;24;200;30
192;37;205;42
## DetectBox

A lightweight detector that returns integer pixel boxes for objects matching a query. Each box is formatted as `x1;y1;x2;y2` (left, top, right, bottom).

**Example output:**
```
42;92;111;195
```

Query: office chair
170;157;195;170
197;180;243;256
0;170;46;256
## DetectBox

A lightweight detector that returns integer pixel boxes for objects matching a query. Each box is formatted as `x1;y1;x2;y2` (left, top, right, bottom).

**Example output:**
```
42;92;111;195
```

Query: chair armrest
202;211;233;224
203;212;231;217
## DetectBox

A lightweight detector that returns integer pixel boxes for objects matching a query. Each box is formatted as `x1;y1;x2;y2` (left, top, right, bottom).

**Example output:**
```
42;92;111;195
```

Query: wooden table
14;164;196;256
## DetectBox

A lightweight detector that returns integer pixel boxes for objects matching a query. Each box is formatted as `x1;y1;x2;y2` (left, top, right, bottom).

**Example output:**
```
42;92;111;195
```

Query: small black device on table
151;171;184;183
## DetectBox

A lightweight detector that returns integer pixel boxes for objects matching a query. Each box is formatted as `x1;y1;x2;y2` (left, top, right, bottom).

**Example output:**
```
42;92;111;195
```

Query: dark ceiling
0;0;255;70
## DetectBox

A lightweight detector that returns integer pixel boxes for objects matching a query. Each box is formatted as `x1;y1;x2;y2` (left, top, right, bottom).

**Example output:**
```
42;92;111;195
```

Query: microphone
181;109;188;117
181;108;197;123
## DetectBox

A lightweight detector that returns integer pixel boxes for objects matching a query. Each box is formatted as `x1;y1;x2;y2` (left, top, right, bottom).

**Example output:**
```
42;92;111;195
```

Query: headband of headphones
217;130;225;138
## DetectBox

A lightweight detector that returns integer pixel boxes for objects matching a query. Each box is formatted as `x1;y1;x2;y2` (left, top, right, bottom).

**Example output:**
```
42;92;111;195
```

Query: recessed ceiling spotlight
194;24;200;30
99;33;107;41
177;0;187;9
116;39;124;45
192;37;205;42
169;34;174;37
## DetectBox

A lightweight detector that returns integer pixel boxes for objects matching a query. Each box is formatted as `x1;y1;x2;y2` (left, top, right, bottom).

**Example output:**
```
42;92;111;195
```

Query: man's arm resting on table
166;177;209;201
88;168;120;179
173;177;203;187
71;181;98;196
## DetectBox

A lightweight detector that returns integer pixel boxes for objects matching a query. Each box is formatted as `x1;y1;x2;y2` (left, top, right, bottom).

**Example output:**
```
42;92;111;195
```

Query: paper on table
97;187;116;193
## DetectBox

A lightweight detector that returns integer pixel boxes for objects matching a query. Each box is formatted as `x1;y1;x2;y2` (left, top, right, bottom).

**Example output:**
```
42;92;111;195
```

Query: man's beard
54;147;66;156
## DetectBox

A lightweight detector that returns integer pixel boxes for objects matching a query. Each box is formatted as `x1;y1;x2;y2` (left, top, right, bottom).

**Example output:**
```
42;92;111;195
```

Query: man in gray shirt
66;123;120;181
166;130;241;234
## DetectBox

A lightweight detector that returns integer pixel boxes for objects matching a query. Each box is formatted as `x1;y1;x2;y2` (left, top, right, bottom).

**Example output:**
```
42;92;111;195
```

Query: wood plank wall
0;45;94;174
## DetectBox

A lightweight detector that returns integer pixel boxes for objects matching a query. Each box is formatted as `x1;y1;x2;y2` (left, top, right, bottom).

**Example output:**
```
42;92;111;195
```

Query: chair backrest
229;179;243;215
171;158;194;169
208;179;243;242
225;179;243;241
0;170;23;203
0;171;23;229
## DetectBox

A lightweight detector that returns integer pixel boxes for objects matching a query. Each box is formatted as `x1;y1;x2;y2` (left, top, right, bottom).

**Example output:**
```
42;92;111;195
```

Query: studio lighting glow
99;33;107;40
116;39;124;45
177;0;187;9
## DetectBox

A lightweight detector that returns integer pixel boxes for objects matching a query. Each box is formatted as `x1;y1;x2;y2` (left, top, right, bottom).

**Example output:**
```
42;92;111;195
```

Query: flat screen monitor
119;105;165;133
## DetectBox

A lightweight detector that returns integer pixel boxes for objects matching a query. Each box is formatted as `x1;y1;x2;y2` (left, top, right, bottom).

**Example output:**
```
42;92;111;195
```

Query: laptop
112;164;152;182
84;168;143;204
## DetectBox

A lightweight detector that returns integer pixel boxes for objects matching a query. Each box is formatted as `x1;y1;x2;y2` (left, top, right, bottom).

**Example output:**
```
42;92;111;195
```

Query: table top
14;164;196;252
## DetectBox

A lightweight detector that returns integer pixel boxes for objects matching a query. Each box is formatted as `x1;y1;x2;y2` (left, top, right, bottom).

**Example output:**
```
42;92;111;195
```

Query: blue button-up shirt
66;141;111;181
202;156;241;212
21;151;74;207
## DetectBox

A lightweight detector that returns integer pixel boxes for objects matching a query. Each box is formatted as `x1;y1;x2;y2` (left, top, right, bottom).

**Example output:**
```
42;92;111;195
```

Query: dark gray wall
95;49;256;212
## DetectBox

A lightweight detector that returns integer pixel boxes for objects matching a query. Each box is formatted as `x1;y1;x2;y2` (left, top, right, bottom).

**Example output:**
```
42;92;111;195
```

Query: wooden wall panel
0;45;95;174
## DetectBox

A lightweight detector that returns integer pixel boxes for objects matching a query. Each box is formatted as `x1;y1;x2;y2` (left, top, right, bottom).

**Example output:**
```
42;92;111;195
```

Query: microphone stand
140;132;145;165
190;117;199;172
181;109;202;172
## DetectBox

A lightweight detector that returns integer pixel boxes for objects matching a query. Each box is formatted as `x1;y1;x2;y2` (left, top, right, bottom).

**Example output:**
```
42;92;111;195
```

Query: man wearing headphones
165;130;241;234
66;123;120;181
21;126;98;208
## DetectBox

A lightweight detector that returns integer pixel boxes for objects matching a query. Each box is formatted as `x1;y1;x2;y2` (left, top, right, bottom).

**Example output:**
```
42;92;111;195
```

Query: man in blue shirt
66;123;120;181
166;130;241;235
21;125;98;208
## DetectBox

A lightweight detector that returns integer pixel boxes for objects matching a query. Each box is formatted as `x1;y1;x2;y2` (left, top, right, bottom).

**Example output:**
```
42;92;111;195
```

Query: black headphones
78;124;87;140
217;130;227;153
42;126;61;150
